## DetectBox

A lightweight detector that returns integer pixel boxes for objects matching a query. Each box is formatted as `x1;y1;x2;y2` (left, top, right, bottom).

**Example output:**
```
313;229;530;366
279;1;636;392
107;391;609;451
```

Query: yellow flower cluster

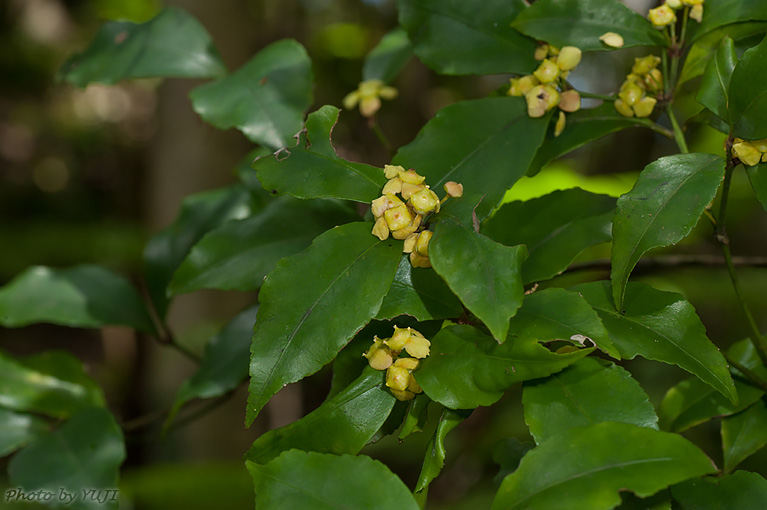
614;55;663;118
650;0;704;27
732;138;767;167
508;44;583;137
343;79;398;117
363;326;431;401
371;165;463;268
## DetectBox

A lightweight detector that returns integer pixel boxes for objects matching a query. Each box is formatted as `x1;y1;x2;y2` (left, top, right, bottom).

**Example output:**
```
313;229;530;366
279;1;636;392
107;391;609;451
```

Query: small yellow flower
403;232;418;254
666;0;682;8
733;140;762;166
633;97;657;118
508;75;540;97
384;204;414;231
398;169;426;186
643;69;664;93
372;217;390;241
382;178;402;195
619;80;644;107
391;213;422;240
534;44;549;61
410;251;432;268
386;326;412;351
559;90;581;113
554;111;566;137
632;55;661;75
343;79;398;117
386;365;410;391
556;46;582;71
526;84;560;118
443;181;463;198
752;139;767;152
599;32;624;48
384;164;404;179
649;4;676;27
689;4;703;22
414;230;432;257
390;388;415;401
363;336;393;370
409;188;440;215
614;99;634;118
371;193;403;219
400;182;424;200
533;59;560;84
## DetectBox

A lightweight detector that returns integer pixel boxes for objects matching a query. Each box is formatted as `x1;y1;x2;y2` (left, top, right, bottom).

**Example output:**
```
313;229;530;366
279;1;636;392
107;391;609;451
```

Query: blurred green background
1;0;765;508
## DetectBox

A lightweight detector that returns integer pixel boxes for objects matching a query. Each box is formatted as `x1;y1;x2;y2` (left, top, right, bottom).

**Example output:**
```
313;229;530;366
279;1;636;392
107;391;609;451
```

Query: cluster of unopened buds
508;43;582;137
614;55;663;118
343;79;398;117
363;326;431;401
371;164;463;268
732;138;767;167
649;0;704;27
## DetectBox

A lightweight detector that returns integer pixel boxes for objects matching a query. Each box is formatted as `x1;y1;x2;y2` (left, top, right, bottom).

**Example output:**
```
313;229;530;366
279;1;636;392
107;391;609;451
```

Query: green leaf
493;438;535;487
509;288;619;358
686;0;767;44
399;393;431;440
58;7;225;87
493;422;717;510
396;0;536;75
722;399;767;473
511;0;665;52
729;34;767;139
393;97;551;221
376;255;463;321
746;163;767;211
362;28;412;83
0;350;105;418
0;409;47;457
659;377;762;433
528;104;660;176
415;407;471;494
245;367;395;464
247;451;420;510
190;39;312;149
523;357;658;444
256;106;387;203
8;408;125;510
0;265;155;333
167;306;257;426
697;37;737;123
247;222;401;425
415;325;592;409
575;281;737;404
169;198;358;294
431;214;527;342
618;490;672;510
483;189;616;284
671;471;767;510
143;183;254;318
611;154;725;312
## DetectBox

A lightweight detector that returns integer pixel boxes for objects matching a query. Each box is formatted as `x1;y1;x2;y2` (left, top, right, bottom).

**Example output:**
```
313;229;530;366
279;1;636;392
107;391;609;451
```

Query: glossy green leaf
611;154;725;312
729;34;767;139
8;408;125;510
431;214;526;342
170;198;358;294
190;39;312;149
721;399;767;473
415;408;471;494
415;325;592;409
376;255;463;321
493;422;717;510
59;7;225;87
246;222;401;425
399;393;431;440
0;409;47;457
687;0;767;44
0;351;105;419
746;163;767;211
247;451;419;510
363;28;412;83
0;265;155;333
144;183;254;318
671;471;767;510
256;106;386;203
528;104;661;176
397;0;535;75
697;37;737;122
576;281;737;404
511;0;665;52
483;189;615;284
659;377;762;433
167;306;257;426
523;357;657;444
393;97;551;220
246;367;395;464
509;288;619;358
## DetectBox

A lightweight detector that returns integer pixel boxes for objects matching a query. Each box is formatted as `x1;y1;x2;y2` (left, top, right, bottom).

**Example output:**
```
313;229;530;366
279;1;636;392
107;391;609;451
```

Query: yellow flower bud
508;75;540;97
556;46;582;71
443;181;463;198
649;5;676;27
342;91;360;109
385;204;414;231
690;4;703;22
363;337;393;370
404;335;431;359
619;81;644;107
391;213;422;240
390;388;415;401
386;365;410;391
554;111;566;137
387;326;412;351
372;217;390;241
632;55;661;75
752;139;767;153
614;99;634;118
599;32;624;48
379;85;398;100
410;188;440;215
643;69;664;93
559;90;581;113
410;251;432;268
533;59;560;84
407;374;422;394
371;193;403;219
534;44;548;61
526;85;560;118
360;97;381;118
415;230;432;257
400;182;424;200
395;357;420;371
398;169;426;185
384;164;404;179
633;96;657;118
547;45;560;57
666;0;682;8
733;140;762;166
403;232;418;254
345;79;399;117
382;178;402;195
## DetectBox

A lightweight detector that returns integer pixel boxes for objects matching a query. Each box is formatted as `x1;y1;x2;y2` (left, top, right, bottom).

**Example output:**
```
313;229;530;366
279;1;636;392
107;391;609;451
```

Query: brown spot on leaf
114;31;129;44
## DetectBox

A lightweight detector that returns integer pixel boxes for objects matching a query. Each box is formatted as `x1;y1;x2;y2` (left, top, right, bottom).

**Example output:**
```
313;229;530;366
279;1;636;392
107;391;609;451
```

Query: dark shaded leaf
687;0;767;44
415;407;471;494
721;399;767;473
399;393;431;440
59;7;225;86
492;438;535;487
190;39;313;149
729;34;767;139
697;37;737;122
671;471;767;510
746;163;767;211
0;409;47;457
363;28;412;83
